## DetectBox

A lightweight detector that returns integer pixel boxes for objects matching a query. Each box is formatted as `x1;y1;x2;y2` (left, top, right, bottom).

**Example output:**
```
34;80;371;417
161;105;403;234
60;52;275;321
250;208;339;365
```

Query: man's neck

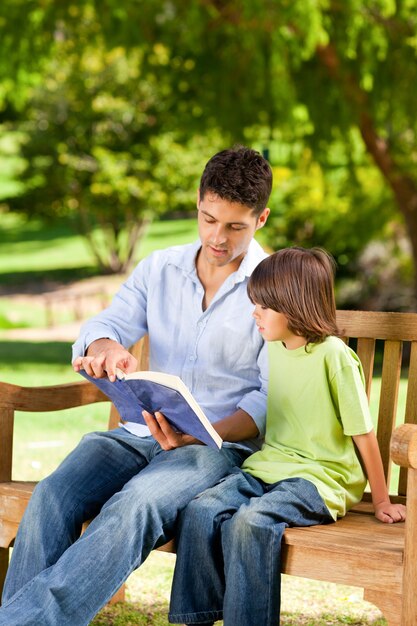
196;250;244;310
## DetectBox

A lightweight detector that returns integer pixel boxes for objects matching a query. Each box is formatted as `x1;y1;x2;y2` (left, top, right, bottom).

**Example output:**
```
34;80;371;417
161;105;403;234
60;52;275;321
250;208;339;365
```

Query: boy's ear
196;188;201;208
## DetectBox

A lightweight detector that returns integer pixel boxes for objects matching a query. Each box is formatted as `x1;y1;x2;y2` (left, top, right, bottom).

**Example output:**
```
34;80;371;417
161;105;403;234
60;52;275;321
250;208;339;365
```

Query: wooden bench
1;310;417;625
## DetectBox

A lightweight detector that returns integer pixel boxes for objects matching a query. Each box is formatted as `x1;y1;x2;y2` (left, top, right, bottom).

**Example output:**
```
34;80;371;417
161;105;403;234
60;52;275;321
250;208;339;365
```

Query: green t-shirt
242;336;374;520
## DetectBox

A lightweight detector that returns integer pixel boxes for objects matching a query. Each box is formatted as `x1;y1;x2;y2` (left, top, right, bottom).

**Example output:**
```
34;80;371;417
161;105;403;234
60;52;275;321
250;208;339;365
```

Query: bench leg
364;589;401;626
0;547;9;606
108;584;125;604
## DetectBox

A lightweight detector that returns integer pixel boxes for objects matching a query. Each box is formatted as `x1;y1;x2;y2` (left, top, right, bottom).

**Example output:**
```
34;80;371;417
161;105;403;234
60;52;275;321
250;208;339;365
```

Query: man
0;145;272;625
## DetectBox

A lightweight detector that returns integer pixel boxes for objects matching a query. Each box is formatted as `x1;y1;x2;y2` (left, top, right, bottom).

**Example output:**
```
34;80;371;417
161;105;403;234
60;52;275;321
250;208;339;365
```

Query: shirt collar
169;238;267;284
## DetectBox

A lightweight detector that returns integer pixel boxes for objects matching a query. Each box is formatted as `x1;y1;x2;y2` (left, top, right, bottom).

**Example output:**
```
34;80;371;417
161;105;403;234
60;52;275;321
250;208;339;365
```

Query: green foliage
265;142;394;267
2;6;224;273
1;0;417;296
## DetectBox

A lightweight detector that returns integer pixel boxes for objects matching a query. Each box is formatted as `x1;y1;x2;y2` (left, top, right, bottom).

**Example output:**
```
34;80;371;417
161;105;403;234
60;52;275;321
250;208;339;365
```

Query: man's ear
196;188;201;208
256;207;270;230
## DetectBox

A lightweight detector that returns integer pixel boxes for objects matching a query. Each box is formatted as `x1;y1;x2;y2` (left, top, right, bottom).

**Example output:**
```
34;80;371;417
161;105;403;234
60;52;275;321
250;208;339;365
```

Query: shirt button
189;356;195;361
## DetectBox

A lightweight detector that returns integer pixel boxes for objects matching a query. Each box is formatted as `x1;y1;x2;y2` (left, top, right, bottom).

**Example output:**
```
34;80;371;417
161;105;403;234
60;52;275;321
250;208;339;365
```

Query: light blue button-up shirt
72;239;268;452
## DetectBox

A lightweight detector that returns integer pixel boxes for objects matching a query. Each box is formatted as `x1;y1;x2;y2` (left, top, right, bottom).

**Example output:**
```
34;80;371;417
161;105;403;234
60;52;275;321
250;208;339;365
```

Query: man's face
197;191;269;268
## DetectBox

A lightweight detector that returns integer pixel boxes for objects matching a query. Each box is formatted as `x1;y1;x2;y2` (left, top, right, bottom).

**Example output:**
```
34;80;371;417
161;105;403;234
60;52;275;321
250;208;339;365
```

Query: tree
79;0;417;298
138;0;417;302
1;1;417;297
3;6;224;272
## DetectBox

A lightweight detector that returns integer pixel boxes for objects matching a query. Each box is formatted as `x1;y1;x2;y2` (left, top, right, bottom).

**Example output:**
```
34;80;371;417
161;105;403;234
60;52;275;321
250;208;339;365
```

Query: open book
79;369;223;450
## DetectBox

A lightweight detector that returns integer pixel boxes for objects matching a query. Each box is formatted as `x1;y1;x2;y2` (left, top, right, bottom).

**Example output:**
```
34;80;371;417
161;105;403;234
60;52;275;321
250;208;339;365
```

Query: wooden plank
0;547;9;604
336;310;417;341
364;590;401;626
356;337;375;399
399;341;417;495
351;494;407;511
282;542;403;593
377;340;402;482
404;342;417;427
284;520;404;552
401;467;417;625
131;335;150;371
0;408;14;482
0;381;107;413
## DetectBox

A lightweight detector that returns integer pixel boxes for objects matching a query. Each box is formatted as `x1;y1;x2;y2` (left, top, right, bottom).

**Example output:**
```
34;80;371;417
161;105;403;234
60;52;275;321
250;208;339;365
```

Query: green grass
0;212;198;287
0;212;199;329
90;553;387;626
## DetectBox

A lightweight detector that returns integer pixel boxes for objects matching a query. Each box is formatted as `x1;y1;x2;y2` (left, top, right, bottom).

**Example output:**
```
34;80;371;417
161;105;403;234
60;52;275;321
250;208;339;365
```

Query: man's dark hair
199;145;272;216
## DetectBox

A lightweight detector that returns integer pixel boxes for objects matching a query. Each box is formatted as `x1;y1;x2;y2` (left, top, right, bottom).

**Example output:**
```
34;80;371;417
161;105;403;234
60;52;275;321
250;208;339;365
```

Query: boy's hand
142;410;201;450
374;501;406;524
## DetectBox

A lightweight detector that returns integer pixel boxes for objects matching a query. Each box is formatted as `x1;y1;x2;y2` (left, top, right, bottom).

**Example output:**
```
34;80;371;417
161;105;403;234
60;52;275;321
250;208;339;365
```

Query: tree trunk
316;43;417;307
77;205;151;274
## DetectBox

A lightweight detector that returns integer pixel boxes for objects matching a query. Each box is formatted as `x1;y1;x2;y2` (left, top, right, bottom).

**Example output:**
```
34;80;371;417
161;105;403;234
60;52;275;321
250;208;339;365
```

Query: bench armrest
0;380;109;482
390;424;417;469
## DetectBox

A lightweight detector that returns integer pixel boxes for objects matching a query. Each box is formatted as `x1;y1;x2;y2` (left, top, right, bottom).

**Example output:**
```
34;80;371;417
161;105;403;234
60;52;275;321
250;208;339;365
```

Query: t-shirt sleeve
329;364;374;436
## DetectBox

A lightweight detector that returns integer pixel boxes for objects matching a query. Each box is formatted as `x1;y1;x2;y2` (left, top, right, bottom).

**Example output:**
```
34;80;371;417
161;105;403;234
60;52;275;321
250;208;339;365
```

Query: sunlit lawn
0;212;200;330
0;212;198;284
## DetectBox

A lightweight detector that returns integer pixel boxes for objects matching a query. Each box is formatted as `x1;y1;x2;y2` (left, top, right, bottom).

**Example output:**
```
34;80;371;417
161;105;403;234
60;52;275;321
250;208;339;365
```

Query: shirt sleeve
237;339;268;437
329;364;374;436
72;256;151;361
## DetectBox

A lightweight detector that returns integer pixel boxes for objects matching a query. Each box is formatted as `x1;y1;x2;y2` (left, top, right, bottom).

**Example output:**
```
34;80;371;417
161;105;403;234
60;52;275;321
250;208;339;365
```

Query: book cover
79;369;222;450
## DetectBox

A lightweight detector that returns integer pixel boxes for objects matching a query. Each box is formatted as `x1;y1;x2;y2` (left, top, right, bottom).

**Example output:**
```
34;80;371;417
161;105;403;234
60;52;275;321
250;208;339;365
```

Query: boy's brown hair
248;247;339;345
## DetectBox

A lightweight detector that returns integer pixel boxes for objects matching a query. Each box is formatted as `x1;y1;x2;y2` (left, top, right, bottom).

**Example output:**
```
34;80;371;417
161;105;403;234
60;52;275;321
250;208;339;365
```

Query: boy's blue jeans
169;469;333;626
0;428;247;626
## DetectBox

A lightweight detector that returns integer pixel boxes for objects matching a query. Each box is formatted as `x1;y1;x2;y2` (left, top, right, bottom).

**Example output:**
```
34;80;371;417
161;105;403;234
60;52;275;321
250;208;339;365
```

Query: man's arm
72;338;138;381
72;255;152;369
143;408;259;451
353;430;406;523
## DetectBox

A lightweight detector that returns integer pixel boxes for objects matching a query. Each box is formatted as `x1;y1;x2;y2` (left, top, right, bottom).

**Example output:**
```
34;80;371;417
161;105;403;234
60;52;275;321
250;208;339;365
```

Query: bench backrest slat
377;340;402;483
0;408;14;482
356;337;375;400
400;340;417;494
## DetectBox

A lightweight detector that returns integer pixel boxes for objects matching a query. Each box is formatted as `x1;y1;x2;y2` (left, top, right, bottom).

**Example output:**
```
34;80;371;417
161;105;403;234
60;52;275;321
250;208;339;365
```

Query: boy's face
252;304;306;349
197;191;269;269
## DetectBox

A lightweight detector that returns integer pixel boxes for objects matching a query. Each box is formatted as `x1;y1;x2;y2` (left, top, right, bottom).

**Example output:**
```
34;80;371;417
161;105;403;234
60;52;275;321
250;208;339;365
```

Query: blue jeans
169;469;333;626
0;428;247;626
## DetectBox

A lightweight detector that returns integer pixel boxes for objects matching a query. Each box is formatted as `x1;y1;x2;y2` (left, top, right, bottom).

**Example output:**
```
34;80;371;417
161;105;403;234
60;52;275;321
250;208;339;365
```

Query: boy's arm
352;430;406;524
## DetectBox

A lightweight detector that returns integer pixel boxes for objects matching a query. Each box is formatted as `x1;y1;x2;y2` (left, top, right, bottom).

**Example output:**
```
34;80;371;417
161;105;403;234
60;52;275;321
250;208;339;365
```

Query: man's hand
72;338;137;381
142;410;201;450
374;501;406;524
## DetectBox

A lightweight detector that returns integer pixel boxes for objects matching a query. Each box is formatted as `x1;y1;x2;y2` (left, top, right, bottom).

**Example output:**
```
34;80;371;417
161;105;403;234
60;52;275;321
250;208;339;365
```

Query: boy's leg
221;477;333;626
0;443;245;626
169;469;264;625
